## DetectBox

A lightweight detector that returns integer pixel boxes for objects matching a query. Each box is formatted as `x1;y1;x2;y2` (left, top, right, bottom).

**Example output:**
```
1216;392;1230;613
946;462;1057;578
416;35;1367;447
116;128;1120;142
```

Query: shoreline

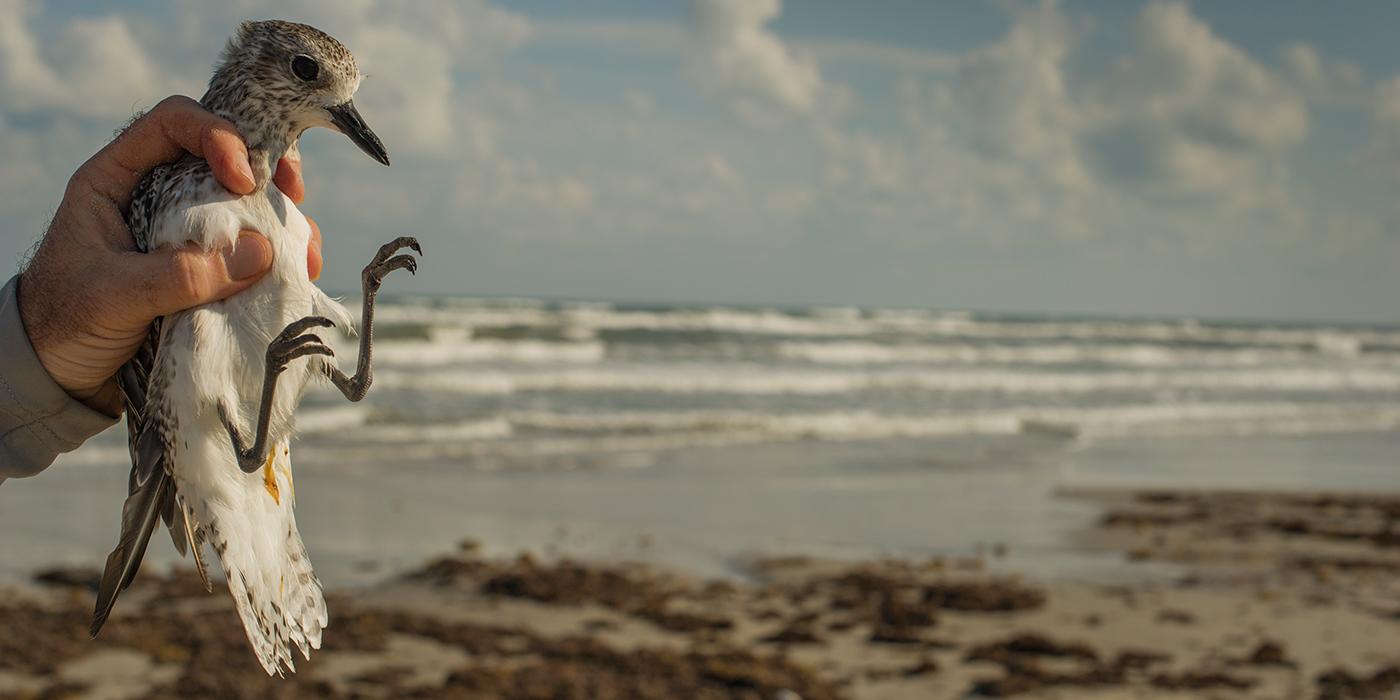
3;487;1400;698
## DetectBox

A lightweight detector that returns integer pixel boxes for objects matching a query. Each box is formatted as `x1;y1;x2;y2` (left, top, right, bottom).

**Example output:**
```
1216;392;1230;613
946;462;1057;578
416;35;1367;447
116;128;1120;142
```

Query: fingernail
224;233;271;280
236;154;256;189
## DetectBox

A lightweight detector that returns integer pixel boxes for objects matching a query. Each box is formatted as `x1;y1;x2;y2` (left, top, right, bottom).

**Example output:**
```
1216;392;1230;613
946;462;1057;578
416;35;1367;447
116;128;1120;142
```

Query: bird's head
208;20;389;166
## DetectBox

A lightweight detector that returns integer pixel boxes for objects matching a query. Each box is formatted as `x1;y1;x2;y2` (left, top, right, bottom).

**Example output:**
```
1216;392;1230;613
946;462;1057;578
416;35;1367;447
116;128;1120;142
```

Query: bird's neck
245;133;294;191
201;80;296;192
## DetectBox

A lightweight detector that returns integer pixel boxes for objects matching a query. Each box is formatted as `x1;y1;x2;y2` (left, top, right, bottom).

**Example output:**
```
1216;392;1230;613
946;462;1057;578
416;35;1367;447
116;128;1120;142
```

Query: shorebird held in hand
91;20;420;675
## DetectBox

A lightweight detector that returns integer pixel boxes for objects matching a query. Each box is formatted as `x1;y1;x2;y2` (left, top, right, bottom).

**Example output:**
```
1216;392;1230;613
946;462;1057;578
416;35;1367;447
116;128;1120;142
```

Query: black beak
327;100;390;166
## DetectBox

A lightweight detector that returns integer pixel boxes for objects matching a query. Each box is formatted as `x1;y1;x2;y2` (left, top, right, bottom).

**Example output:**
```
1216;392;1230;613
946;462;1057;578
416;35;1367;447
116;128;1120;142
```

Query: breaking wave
774;341;1344;367
369;338;605;366
372;300;1400;352
363;366;1400;396
293;402;1400;459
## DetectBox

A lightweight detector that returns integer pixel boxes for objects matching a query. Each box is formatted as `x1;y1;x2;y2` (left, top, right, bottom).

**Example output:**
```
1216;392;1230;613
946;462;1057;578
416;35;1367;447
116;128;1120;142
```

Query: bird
89;20;420;676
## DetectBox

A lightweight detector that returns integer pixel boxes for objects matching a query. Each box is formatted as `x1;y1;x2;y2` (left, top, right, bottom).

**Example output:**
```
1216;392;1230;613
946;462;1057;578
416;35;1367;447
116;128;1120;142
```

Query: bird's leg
324;236;420;402
221;317;336;473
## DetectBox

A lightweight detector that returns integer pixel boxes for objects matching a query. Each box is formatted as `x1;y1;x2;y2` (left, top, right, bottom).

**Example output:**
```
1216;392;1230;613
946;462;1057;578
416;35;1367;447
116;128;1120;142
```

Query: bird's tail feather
210;518;327;676
171;496;212;591
90;470;170;637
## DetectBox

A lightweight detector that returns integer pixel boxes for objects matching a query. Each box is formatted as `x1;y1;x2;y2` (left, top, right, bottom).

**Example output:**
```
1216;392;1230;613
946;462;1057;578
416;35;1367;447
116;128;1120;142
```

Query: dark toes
278;333;325;351
277;316;335;341
279;344;335;364
385;254;417;275
268;329;336;370
372;236;422;265
365;254;418;283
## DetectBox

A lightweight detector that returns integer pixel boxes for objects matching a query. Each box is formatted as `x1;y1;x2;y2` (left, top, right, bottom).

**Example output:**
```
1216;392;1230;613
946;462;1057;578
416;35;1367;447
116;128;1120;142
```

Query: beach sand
3;488;1399;699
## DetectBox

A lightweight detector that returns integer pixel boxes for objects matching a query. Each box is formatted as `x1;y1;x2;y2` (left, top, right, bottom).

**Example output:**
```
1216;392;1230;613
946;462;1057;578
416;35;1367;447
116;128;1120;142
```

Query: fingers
306;215;323;281
116;232;273;319
274;153;305;204
75;96;255;208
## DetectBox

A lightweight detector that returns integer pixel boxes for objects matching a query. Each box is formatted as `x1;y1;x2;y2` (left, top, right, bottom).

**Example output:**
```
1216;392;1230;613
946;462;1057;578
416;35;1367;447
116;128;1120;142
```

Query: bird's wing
92;162;209;635
90;435;169;636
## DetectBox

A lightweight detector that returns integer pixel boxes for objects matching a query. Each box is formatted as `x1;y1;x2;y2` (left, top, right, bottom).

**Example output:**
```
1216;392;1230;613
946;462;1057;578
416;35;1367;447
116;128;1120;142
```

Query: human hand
17;96;323;417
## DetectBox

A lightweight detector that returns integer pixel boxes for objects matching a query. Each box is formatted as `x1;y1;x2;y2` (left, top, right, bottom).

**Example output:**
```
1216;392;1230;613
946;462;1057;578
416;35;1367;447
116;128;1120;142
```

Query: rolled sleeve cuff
0;275;118;478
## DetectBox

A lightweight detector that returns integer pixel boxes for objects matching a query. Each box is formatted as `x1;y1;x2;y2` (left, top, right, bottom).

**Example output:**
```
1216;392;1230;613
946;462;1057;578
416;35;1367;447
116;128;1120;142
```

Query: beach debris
965;633;1099;665
1316;665;1400;700
442;640;843;700
922;580;1045;612
1148;670;1257;691
410;552;737;635
1242;640;1295;668
761;612;824;646
868;624;926;646
1156;608;1196;625
967;658;1123;697
32;566;102;592
964;634;1184;697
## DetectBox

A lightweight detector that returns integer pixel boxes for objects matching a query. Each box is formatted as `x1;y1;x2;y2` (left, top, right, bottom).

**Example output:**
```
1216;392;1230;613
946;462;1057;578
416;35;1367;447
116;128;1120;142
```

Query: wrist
15;273;126;418
73;380;123;417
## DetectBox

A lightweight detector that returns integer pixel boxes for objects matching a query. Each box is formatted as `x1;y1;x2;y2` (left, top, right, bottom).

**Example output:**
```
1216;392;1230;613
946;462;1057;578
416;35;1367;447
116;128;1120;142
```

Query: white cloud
685;0;829;126
931;0;1310;203
1362;75;1400;181
804;39;957;73
806;0;1339;252
1281;42;1363;103
938;0;1091;194
532;18;681;56
946;1;1076;161
0;0;173;119
363;0;531;64
624;90;654;118
1081;1;1308;197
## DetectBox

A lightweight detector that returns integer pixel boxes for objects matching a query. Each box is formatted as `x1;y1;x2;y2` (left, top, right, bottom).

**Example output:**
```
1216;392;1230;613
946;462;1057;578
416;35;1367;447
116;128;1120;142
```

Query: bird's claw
363;237;421;289
267;316;335;374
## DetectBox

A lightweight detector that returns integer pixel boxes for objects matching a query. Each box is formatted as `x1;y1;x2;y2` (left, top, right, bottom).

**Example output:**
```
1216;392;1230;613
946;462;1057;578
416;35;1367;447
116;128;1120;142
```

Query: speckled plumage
94;20;394;676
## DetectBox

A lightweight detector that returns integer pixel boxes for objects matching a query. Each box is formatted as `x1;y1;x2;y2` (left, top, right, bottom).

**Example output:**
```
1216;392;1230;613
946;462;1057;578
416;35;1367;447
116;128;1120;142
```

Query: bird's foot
267;316;336;374
231;317;336;474
362;236;420;294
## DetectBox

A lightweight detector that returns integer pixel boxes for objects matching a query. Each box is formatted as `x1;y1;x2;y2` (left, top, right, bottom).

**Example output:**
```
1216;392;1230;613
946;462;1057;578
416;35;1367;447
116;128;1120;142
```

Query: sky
3;1;1400;323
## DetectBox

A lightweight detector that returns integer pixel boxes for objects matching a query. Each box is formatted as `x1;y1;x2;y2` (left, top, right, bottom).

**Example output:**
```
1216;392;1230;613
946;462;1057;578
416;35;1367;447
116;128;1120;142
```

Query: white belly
151;185;352;493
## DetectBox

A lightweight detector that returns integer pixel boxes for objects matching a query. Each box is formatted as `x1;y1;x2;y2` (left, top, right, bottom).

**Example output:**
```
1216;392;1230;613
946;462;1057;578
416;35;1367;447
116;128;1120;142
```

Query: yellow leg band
263;450;280;505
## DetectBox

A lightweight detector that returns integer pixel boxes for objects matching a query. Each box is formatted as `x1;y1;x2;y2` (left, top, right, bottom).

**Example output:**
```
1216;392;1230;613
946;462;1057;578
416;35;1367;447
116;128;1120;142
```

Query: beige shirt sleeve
0;275;118;480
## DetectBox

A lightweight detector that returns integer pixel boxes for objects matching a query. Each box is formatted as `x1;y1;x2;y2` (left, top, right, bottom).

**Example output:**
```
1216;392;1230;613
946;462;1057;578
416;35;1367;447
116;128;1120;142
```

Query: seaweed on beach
1316;665;1400;700
1;569;841;700
429;639;844;700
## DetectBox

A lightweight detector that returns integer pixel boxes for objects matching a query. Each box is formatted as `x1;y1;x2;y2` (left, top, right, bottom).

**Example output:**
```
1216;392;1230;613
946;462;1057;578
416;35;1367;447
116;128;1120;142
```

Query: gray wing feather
92;164;195;636
90;463;169;636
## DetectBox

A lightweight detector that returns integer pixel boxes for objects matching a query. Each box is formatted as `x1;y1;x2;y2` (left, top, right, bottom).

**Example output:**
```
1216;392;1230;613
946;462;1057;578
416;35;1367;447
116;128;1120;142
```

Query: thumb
120;232;273;318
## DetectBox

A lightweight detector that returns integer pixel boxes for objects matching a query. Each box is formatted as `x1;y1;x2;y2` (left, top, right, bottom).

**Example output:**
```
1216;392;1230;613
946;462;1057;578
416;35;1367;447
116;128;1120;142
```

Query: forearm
0;275;117;479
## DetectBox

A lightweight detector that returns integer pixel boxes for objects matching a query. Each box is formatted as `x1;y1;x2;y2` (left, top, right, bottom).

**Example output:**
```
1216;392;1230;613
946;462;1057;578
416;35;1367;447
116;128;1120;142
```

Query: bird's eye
291;55;319;82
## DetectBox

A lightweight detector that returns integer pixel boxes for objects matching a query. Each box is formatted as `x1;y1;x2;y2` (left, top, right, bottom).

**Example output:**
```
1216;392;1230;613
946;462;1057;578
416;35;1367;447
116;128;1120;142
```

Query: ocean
4;297;1400;585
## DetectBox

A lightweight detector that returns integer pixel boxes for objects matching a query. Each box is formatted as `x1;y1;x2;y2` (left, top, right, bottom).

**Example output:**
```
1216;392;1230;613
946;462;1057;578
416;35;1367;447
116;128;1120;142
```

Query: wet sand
3;488;1400;699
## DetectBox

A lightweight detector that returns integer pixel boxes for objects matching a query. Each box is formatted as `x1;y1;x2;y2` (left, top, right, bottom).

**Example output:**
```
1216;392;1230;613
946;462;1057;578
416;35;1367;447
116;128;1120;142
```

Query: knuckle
153;94;195;116
167;252;209;305
151;95;205;142
62;174;85;202
63;166;98;201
